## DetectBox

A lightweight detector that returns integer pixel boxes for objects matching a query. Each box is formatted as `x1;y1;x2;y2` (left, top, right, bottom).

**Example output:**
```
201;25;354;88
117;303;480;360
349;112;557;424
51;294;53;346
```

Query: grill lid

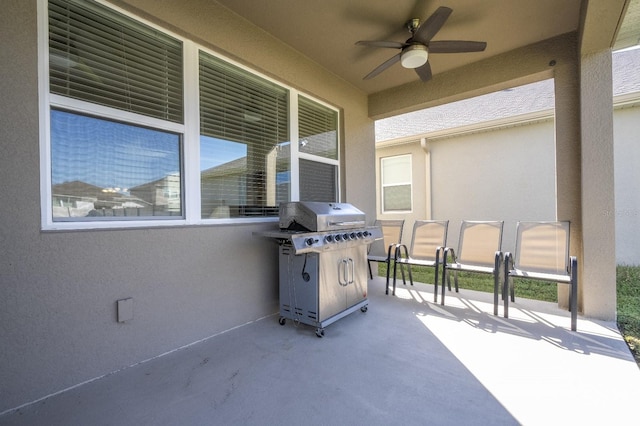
279;202;366;232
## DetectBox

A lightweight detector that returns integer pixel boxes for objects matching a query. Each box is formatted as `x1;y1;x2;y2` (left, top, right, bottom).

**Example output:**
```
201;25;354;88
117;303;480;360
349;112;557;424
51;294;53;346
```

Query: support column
553;35;583;312
579;50;617;320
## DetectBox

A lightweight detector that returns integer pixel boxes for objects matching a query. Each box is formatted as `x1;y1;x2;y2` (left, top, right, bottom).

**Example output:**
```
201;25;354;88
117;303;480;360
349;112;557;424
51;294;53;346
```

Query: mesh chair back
514;221;570;275
368;220;404;257
409;220;448;261
457;221;503;266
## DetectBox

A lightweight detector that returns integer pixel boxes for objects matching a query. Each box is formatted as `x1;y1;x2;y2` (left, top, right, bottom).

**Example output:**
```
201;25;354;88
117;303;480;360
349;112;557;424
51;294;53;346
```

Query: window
199;52;289;218
48;0;183;122
381;154;412;212
41;0;340;229
297;96;339;202
51;110;182;219
47;0;184;223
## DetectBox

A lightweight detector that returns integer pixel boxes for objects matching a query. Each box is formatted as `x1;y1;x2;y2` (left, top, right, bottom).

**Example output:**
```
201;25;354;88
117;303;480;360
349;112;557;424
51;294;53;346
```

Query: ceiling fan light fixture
400;45;428;69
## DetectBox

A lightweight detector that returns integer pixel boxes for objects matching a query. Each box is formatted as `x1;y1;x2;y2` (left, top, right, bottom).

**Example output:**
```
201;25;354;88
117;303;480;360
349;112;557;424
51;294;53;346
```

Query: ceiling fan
356;6;486;82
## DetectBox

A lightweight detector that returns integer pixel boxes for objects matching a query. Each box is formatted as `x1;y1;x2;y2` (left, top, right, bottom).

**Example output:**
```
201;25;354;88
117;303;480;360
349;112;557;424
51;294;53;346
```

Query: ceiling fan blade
413;6;453;44
414;61;432;82
363;53;401;80
356;40;406;49
428;40;487;53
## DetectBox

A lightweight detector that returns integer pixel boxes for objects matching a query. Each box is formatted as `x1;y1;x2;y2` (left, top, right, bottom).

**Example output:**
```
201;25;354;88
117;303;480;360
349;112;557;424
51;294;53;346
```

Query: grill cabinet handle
338;259;348;286
347;258;355;285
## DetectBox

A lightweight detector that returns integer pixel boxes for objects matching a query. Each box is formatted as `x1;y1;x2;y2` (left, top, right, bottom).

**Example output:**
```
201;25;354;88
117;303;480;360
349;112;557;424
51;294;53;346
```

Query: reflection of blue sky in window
277;171;289;184
51;110;180;190
200;136;247;171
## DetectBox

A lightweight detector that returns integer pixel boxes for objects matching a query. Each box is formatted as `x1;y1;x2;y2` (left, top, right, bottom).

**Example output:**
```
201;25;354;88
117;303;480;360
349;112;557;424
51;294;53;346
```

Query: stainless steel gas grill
254;202;382;337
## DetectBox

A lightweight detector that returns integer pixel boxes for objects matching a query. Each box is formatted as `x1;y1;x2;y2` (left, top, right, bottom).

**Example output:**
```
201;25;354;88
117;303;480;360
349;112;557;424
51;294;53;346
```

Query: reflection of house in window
129;173;181;215
51;175;181;218
200;144;289;218
52;181;100;218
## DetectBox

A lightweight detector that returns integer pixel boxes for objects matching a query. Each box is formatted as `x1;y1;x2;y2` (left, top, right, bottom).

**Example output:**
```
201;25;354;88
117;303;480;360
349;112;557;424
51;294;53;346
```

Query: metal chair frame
367;220;405;293
391;220;449;300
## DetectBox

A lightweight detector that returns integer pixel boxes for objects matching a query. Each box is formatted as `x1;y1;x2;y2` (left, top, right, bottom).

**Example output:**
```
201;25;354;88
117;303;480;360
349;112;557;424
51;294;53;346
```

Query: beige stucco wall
0;0;373;413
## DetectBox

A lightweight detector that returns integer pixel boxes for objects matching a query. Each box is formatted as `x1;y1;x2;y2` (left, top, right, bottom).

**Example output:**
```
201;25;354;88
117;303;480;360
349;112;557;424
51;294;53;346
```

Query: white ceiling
215;0;584;95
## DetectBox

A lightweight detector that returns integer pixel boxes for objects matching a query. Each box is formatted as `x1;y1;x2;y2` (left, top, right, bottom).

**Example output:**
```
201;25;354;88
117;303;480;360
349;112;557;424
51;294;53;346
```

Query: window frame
380;154;413;214
38;0;341;230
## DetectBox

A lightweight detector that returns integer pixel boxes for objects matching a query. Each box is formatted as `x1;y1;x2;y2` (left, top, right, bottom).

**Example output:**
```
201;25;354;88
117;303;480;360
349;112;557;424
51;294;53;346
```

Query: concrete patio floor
1;276;639;425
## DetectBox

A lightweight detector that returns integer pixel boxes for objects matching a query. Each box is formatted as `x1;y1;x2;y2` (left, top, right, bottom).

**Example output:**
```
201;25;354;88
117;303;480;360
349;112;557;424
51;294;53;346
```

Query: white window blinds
298;96;338;160
48;0;183;123
199;51;289;218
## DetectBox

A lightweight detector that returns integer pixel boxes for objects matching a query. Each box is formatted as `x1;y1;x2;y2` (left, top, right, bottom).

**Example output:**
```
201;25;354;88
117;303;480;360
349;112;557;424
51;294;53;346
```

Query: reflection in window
51;110;182;220
199;51;290;218
298;96;338;160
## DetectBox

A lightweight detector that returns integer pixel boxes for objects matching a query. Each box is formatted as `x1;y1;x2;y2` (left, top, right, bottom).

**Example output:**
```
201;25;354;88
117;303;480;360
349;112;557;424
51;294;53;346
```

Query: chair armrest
442;246;456;266
503;252;513;270
494;251;504;273
393;243;409;261
387;243;403;261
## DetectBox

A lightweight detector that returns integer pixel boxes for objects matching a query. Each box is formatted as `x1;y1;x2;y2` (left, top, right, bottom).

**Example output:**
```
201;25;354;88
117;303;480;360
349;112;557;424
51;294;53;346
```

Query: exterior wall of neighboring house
376;118;557;253
0;0;374;413
430;119;557;254
614;102;640;265
376;99;640;265
374;142;430;244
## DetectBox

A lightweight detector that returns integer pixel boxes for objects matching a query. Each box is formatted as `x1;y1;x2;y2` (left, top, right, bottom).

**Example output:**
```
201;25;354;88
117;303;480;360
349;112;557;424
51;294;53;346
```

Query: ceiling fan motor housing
401;44;428;68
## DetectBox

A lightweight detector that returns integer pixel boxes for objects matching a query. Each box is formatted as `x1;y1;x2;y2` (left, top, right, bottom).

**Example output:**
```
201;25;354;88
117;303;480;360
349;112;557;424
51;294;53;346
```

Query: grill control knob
349;232;356;240
325;235;334;243
305;238;316;246
335;234;342;242
363;231;370;237
342;233;349;241
357;231;363;238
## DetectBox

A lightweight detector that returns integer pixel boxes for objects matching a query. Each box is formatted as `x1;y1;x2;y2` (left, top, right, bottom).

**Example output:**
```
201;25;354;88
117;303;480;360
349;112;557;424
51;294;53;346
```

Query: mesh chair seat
507;269;571;283
445;263;496;275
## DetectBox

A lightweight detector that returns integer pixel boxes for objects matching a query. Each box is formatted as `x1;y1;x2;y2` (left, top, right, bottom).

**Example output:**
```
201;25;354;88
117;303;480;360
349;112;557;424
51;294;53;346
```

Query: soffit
214;0;583;95
615;0;640;49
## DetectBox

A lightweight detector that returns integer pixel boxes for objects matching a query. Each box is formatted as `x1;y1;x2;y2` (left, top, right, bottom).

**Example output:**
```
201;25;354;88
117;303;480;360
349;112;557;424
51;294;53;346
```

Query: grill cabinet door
318;245;368;321
345;245;367;308
318;249;347;321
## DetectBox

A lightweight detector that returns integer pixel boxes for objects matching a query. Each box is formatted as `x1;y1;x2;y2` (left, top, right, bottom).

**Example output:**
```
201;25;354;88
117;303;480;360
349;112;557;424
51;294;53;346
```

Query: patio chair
390;220;449;300
441;220;504;315
367;220;405;293
503;221;578;331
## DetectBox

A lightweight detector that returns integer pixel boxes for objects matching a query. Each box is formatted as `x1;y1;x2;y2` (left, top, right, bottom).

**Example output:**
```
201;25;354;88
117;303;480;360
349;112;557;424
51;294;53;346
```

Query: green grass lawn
617;265;640;363
380;263;557;302
380;263;640;364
